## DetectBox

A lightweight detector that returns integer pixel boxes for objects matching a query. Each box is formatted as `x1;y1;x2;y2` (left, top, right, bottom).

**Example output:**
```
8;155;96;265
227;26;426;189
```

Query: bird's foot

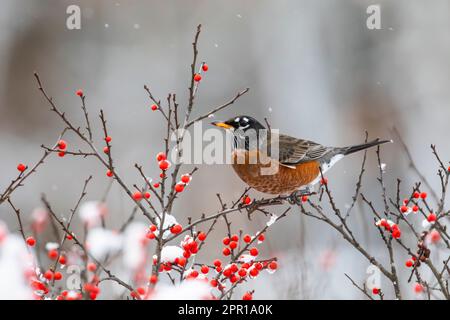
287;188;316;205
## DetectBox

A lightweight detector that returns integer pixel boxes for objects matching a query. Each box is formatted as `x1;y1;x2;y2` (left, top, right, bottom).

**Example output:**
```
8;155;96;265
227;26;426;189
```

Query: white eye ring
235;117;240;122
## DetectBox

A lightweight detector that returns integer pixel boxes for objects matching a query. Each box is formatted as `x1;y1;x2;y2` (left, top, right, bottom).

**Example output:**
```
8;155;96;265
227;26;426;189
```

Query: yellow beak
211;121;233;129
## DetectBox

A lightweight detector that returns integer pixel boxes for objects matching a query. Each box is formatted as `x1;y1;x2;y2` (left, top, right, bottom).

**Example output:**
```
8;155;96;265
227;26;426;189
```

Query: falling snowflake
380;163;387;172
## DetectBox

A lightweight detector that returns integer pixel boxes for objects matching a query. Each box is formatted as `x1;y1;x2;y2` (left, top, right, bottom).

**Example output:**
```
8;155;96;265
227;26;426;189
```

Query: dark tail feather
342;139;392;156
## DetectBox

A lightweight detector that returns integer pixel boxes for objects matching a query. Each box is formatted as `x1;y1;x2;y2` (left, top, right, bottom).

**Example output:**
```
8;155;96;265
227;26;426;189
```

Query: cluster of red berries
181;235;201;258
133;190;151;201
400;192;427;214
193;63;209;82
175;174;192;193
43;269;63;281
375;218;402;239
83;282;101;300
157;152;171;172
56;139;67;157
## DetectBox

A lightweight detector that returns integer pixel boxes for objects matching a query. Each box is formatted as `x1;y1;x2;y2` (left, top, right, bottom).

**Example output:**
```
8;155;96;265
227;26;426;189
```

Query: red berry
400;205;408;213
243;234;251;243
105;136;112;143
230;274;239;283
181;174;191;184
372;288;380;295
197;232;207;241
175;183;185;193
58;140;67;150
159;160;170;171
76;90;83;97
160;173;165;178
231;235;239;242
170;224;182;234
254;262;263;270
136;287;146;295
106;169;113;177
222;247;231;256
427;213;437;222
202;64;209;72
144;192;151;199
26;236;36;247
249;268;259;277
229;241;238;250
413;192;420;199
242;196;251;205
153;183;160;188
210;279;218;287
392;229;401;239
414;283;423;294
151;104;158;111
194;74;202;82
133;191;143;201
17;163;26;172
238;269;247;277
430;230;441;243
156;152;166;162
405;260;413;268
103;146;109;154
242;292;253;300
301;195;308;202
213;259;222;267
48;249;58;260
268;261;278;270
149;274;158;284
150;225;157;232
320;177;328;185
44;270;53;280
222;237;230;245
66;234;73;240
420;192;427;199
177;257;186;267
249;248;259;256
258;233;265;242
201;265;209;274
146;232;155;240
87;262;97;272
54;272;62;281
59;255;67;265
412;205;419;212
190;270;199;278
223;268;232;277
58;151;66;157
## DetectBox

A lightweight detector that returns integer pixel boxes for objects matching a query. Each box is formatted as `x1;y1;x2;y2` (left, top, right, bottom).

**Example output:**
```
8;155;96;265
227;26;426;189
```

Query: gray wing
269;133;337;165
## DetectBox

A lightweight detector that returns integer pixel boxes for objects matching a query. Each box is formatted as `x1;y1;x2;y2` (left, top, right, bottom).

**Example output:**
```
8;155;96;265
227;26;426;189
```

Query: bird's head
211;115;265;132
212;116;268;151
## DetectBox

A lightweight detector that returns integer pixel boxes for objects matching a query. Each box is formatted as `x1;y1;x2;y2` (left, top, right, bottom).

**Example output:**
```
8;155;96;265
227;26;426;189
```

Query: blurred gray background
1;0;449;299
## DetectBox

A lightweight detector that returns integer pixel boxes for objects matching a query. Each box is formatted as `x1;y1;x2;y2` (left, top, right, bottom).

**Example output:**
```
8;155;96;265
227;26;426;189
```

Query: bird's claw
287;189;315;205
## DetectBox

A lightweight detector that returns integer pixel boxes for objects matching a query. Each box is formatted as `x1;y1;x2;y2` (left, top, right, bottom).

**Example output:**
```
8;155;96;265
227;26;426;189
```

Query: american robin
212;115;391;196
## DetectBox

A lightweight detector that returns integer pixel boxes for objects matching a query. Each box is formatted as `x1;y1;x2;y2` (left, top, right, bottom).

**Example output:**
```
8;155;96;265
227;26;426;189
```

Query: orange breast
231;150;320;194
